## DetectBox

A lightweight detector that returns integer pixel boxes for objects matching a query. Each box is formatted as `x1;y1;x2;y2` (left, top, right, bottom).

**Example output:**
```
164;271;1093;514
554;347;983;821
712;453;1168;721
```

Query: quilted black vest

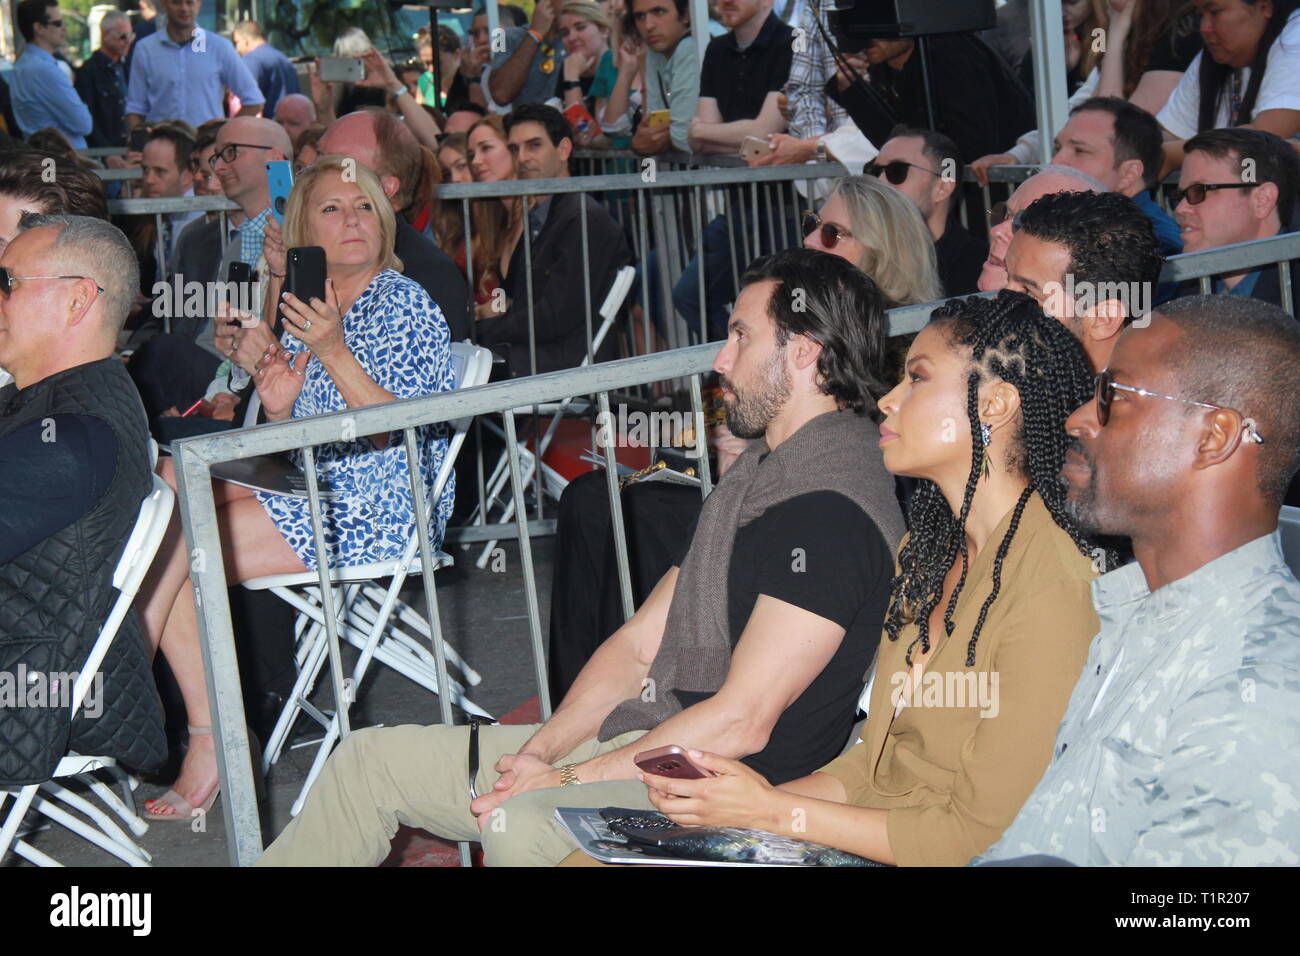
0;358;166;785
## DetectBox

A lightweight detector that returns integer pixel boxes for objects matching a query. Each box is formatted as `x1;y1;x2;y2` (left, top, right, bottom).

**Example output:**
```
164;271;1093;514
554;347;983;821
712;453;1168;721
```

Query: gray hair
18;214;139;338
100;10;130;32
1030;163;1109;193
333;26;372;57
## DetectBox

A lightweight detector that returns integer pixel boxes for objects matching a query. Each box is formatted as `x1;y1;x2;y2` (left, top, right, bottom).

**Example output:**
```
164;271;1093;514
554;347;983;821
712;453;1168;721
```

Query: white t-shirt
1157;9;1300;139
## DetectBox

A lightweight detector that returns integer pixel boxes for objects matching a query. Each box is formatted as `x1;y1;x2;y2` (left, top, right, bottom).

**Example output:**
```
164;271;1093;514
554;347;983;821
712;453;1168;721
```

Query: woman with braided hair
632;291;1111;866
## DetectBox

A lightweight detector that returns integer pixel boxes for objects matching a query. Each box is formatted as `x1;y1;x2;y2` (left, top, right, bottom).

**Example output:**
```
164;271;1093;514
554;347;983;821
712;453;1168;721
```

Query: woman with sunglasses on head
706;175;941;476
140;157;457;822
624;292;1112;867
801;175;941;309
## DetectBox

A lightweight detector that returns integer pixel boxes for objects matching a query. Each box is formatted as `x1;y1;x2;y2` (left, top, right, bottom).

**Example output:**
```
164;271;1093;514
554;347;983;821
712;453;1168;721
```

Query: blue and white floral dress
256;269;455;570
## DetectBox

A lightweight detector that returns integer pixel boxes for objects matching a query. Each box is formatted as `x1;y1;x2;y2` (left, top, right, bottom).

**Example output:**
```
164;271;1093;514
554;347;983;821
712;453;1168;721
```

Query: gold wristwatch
559;764;580;786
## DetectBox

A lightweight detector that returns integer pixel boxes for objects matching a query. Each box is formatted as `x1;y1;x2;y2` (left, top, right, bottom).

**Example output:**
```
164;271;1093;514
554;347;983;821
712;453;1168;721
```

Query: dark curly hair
884;291;1108;666
1015;190;1164;327
739;248;890;416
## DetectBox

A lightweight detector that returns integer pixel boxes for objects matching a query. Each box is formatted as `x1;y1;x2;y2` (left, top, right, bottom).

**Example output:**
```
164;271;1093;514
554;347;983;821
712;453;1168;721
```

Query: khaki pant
256;723;653;867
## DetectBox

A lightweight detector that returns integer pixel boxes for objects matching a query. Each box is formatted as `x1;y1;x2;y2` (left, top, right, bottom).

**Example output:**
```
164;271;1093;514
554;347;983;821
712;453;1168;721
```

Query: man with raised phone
258;249;905;867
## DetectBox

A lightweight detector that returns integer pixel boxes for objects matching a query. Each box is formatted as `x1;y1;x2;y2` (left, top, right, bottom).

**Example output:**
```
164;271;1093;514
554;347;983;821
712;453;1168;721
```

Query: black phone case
281;246;326;335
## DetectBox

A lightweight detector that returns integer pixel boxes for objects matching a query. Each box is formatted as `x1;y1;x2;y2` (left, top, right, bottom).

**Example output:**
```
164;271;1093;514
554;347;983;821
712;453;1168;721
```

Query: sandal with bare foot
144;725;263;822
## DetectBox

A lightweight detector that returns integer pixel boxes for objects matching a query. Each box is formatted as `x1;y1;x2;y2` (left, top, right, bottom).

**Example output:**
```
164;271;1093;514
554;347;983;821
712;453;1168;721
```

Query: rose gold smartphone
634;745;714;779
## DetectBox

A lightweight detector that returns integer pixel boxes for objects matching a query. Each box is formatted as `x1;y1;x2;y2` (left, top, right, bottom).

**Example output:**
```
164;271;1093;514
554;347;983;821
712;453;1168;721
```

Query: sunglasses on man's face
0;267;103;297
865;159;939;185
1173;181;1255;206
1093;369;1264;442
801;211;854;249
44;18;64;27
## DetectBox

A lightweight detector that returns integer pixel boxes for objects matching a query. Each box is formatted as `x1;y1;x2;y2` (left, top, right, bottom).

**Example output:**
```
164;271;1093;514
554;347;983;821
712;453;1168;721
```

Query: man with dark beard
977;294;1300;866
258;249;905;866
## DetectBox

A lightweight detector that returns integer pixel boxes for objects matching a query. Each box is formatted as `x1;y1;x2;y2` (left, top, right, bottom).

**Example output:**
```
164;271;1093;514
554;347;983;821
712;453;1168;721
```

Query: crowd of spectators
0;0;1298;870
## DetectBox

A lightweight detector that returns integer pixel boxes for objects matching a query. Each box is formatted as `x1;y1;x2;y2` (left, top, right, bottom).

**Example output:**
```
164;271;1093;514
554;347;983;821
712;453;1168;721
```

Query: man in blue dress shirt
10;0;94;147
1049;97;1184;257
232;19;298;120
125;0;263;133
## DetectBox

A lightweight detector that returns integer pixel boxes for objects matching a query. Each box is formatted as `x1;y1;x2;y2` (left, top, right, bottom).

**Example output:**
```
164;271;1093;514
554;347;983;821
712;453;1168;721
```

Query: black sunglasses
0;267;103;297
1094;369;1263;442
801;211;854;249
43;18;63;27
865;159;939;185
1173;182;1255;206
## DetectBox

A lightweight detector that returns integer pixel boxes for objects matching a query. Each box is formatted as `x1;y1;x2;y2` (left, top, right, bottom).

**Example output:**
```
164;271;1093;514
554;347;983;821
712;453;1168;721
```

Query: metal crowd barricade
173;194;1299;866
106;195;241;332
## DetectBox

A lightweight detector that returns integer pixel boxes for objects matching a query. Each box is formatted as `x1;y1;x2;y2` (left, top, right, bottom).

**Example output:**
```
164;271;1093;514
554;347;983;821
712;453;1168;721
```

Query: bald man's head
222;115;294;159
978;164;1107;292
213;117;293;213
275;93;317;143
320;110;422;211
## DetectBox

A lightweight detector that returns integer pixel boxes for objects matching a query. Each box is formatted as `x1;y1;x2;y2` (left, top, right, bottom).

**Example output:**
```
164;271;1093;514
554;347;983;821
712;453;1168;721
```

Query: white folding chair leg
12;840;61;866
75;773;149;837
264;638;332;772
28;793;150;867
37;782;152;864
0;786;39;861
476;446;542;569
350;589;482;686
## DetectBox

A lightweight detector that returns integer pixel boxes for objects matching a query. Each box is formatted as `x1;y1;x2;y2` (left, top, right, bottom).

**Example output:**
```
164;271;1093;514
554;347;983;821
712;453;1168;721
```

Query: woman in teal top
558;0;635;149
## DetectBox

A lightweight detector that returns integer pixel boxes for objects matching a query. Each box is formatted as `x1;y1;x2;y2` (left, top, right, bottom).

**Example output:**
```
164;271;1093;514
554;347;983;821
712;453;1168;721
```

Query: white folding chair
472;265;637;567
242;343;495;815
0;473;175;866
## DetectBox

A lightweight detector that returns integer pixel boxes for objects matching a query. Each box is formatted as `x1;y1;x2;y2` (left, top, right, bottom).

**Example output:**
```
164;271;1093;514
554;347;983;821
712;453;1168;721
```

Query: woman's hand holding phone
279;278;346;360
640;748;778;830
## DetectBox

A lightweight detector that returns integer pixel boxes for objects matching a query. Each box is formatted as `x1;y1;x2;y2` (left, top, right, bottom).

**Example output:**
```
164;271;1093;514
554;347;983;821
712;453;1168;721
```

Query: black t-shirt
699;12;795;123
0;414;117;565
935;220;989;297
1144;10;1203;74
674;490;894;784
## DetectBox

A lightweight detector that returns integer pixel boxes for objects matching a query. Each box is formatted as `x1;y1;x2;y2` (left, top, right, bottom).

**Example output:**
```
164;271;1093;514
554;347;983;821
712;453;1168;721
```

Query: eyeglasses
1094;369;1263;442
0;268;104;297
1173;182;1255;206
801;211;855;249
865;159;940;185
113;32;131;40
209;142;272;168
43;18;63;27
984;200;1028;232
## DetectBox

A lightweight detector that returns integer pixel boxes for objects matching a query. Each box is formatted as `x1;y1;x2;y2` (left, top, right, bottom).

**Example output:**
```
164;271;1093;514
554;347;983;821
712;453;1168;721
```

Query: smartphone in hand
634;745;715;780
280;246;327;336
740;135;772;162
266;160;293;224
319;56;365;84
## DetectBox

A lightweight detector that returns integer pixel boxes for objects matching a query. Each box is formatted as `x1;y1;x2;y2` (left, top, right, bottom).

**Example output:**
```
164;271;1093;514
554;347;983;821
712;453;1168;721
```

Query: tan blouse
818;491;1099;866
